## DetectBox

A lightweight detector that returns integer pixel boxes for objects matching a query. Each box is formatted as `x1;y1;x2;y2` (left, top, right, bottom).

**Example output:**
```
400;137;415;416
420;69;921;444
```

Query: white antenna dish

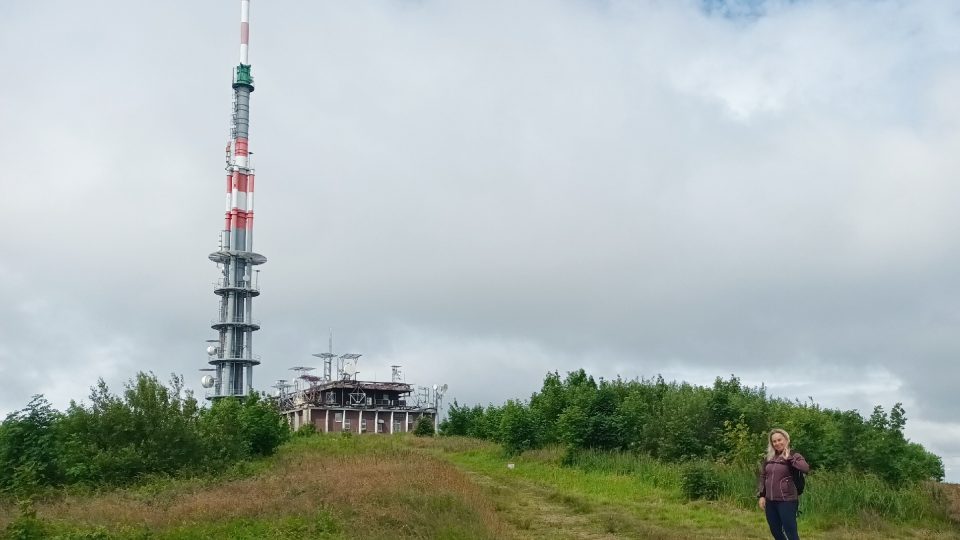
200;375;215;388
206;345;219;356
441;384;448;393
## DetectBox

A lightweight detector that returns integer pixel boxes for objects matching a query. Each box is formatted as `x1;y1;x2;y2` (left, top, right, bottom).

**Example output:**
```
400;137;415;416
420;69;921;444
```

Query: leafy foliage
441;369;944;485
0;372;289;494
413;416;435;437
0;396;63;494
681;462;722;500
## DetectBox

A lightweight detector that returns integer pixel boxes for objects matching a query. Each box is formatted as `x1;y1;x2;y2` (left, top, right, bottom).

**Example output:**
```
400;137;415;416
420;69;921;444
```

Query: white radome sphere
206;345;218;356
200;375;215;388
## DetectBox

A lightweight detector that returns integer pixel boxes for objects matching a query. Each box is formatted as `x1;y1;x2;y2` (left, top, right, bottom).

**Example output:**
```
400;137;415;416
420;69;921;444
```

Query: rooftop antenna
338;353;361;380
311;329;338;381
434;383;448;433
313;352;337;381
391;365;402;383
289;366;315;391
271;379;291;393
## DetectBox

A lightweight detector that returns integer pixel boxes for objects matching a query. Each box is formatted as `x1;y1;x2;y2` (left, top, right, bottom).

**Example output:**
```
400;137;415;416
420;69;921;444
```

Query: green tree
413;416;435;437
0;396;63;493
499;400;536;454
239;392;289;455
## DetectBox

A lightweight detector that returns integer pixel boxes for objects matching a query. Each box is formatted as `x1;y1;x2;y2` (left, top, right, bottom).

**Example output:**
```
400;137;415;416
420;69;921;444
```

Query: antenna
433;383;448;433
391;365;402;383
289;366;315;391
203;0;266;399
338;353;361;380
313;352;337;381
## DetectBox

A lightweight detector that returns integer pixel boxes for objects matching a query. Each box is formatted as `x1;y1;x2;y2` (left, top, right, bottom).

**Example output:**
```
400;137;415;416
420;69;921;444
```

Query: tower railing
213;279;260;291
211;354;263;363
211;316;261;326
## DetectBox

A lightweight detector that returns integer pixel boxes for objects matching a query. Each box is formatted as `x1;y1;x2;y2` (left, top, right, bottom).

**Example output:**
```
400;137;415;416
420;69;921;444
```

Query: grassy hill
1;434;958;539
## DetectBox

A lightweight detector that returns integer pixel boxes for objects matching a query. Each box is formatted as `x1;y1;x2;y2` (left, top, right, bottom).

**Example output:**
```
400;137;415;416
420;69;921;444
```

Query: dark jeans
764;500;799;540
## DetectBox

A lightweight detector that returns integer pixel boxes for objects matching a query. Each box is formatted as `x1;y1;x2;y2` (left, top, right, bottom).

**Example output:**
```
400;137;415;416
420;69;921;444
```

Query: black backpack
791;466;806;496
764;458;806;496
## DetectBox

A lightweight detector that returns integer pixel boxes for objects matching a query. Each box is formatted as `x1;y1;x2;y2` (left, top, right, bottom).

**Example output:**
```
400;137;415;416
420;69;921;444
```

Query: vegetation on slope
0;373;288;495
0;369;955;538
0;435;507;539
442;370;944;486
1;434;956;539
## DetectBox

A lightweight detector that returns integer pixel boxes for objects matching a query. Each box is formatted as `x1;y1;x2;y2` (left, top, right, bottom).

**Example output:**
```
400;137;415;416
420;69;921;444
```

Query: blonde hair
765;428;791;461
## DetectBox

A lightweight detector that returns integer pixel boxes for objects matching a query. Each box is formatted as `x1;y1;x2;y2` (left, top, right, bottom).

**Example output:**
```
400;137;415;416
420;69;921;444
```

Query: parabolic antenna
200;375;215;388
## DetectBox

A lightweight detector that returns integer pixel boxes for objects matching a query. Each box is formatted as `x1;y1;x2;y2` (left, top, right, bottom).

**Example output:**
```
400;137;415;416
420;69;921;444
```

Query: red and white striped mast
205;0;265;398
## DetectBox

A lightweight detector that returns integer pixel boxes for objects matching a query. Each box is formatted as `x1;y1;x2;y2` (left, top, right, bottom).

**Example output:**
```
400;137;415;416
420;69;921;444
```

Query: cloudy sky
2;0;959;480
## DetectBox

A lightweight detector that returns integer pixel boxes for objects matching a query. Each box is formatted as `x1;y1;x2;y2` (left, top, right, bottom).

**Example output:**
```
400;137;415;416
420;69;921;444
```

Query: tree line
441;370;944;486
0;372;289;495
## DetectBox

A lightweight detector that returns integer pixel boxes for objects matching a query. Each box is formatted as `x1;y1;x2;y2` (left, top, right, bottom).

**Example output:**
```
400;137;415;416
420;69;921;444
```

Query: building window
361;418;367;432
335;412;343;422
393;421;401;433
343;419;351;431
377;419;385;433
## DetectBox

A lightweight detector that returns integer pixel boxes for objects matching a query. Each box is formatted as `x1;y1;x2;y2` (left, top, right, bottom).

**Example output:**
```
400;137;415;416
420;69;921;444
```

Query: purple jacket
757;453;810;502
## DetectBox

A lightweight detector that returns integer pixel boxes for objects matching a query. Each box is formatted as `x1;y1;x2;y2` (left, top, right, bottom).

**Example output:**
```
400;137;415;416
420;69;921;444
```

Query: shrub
447;370;944;486
294;423;318;437
2;500;49;540
680;462;722;501
0;372;290;494
413;417;435;437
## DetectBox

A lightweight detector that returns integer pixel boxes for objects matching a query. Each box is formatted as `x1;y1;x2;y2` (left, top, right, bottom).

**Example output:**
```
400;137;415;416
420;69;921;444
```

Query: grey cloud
2;0;960;480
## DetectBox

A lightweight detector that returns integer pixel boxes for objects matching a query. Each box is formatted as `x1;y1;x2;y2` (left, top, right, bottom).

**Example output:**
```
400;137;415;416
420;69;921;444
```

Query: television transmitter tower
202;0;265;398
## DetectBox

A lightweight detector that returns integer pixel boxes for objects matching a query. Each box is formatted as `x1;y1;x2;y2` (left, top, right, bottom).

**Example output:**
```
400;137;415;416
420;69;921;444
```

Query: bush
680;462;722;501
2;500;49;540
413;417;435;437
447;370;945;486
0;372;290;494
294;423;318;437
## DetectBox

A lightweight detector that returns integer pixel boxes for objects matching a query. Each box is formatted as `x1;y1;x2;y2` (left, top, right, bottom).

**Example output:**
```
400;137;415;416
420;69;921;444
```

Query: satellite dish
200;375;215;388
441;384;448;393
206;345;218;356
433;384;438;391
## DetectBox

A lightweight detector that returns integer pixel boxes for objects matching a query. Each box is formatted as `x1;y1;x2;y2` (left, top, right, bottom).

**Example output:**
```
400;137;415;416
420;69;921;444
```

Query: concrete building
280;377;437;434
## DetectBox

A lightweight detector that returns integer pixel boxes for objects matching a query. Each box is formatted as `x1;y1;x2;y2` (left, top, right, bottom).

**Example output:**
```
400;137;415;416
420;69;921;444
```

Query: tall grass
560;447;682;491
558;447;955;531
0;433;509;539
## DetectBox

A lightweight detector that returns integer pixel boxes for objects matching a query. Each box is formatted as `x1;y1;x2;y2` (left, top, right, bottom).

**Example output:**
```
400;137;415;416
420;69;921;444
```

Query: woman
757;428;810;540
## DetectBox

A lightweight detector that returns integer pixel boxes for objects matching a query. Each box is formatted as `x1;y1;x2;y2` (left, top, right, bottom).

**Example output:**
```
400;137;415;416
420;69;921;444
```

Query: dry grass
0;435;509;538
945;484;960;523
3;437;958;539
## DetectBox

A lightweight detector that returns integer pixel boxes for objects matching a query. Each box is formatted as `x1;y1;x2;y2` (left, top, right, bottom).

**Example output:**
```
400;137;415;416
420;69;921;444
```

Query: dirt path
447;458;960;540
461;468;625;540
454;466;763;540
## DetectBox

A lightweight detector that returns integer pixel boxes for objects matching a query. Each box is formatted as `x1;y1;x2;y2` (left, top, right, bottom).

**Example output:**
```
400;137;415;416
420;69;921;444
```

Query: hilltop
2;434;958;539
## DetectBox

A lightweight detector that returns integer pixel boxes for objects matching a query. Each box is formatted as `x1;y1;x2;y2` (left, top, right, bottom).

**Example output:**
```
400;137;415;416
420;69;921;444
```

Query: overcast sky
2;0;959;481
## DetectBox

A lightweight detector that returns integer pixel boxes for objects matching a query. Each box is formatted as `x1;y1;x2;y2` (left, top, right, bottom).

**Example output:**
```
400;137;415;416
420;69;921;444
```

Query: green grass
3;434;958;539
427;438;960;539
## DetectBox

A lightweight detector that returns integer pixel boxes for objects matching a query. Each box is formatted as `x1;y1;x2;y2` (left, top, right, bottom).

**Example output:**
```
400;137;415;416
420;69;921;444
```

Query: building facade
280;378;437;434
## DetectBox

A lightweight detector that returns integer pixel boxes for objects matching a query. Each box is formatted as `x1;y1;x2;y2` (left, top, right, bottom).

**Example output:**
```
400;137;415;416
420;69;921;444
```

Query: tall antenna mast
206;0;265;398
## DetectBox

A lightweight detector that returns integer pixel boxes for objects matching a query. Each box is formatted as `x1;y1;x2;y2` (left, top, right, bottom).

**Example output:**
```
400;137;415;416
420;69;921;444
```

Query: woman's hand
759;497;766;510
